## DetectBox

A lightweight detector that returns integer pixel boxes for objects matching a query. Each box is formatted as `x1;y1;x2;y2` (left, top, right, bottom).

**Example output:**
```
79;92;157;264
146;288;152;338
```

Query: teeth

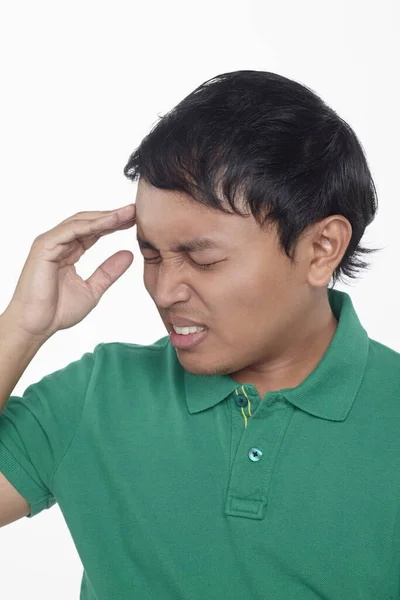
173;325;207;335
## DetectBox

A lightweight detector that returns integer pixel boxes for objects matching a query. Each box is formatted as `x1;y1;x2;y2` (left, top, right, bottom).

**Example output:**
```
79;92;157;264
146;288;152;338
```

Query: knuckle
67;217;87;231
32;233;44;245
61;211;84;224
100;266;114;285
68;217;81;225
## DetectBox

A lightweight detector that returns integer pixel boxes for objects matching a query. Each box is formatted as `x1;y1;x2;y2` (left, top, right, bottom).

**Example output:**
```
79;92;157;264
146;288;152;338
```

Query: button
248;447;263;462
235;395;247;407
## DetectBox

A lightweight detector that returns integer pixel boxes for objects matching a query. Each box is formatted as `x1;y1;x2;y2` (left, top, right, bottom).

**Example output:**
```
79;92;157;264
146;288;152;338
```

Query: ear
307;216;352;287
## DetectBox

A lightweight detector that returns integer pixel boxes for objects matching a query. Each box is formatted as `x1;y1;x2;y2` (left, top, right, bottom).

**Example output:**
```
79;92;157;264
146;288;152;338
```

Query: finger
82;215;136;241
85;250;134;304
81;217;136;250
42;205;136;249
59;203;136;225
81;215;136;250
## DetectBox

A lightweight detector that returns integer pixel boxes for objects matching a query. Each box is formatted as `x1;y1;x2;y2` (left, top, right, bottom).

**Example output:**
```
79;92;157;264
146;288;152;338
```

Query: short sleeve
0;343;102;518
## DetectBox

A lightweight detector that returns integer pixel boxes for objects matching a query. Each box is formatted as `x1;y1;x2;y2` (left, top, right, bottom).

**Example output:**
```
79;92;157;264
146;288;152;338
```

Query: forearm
0;310;47;415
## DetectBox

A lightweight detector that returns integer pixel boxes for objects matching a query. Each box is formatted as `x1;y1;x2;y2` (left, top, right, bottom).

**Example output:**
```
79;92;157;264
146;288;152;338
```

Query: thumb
86;250;134;303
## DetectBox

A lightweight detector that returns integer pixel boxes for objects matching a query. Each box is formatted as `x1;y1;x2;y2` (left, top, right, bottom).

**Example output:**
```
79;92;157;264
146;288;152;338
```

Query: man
1;70;397;600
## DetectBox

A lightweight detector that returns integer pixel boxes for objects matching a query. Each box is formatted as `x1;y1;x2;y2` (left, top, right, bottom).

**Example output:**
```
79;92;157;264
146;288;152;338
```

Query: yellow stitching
241;407;248;428
235;388;248;428
241;385;252;416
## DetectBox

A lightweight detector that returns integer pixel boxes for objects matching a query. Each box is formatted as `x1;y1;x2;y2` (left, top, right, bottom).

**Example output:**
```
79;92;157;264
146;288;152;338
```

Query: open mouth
169;326;209;349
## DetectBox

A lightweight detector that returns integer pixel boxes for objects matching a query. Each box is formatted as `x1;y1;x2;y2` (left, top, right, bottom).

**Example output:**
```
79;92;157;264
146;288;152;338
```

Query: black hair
123;70;381;288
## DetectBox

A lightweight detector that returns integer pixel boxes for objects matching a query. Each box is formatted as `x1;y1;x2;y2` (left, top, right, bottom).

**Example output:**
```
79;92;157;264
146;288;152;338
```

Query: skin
134;177;353;401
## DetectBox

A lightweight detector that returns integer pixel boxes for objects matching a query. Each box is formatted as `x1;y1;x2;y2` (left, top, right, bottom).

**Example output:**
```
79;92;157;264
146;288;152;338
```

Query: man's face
135;178;312;377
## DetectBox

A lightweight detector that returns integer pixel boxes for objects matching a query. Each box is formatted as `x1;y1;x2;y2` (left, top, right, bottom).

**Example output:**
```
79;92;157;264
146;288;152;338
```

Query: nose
149;262;191;309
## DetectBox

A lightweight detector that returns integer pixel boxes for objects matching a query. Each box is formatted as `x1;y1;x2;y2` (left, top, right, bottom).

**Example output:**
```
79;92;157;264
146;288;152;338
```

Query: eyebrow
136;234;221;253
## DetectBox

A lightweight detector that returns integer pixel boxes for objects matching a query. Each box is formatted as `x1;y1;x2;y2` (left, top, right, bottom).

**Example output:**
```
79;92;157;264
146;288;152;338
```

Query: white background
0;0;399;597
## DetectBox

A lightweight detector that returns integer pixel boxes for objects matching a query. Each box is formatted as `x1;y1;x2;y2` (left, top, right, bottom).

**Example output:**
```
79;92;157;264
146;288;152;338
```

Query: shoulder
368;336;400;366
365;336;400;407
92;336;174;377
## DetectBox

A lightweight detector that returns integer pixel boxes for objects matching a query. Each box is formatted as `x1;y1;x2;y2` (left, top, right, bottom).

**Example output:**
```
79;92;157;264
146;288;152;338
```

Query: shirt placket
225;385;295;520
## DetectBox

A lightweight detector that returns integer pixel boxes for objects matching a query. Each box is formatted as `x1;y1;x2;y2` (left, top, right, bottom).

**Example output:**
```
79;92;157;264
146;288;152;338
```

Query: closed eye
143;257;219;270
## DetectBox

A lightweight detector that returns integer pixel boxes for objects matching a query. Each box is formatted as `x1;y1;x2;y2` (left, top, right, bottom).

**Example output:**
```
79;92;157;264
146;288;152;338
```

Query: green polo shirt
1;287;400;599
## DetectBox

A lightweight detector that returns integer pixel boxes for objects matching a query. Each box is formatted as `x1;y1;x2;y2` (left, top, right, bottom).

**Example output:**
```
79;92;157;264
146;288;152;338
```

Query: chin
175;353;233;376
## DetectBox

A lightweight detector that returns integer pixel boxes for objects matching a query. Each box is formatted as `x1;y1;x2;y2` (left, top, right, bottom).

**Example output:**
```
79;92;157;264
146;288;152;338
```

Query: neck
230;292;338;401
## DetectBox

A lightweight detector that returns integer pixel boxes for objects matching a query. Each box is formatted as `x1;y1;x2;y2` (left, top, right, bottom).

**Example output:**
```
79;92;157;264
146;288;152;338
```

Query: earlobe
307;263;335;288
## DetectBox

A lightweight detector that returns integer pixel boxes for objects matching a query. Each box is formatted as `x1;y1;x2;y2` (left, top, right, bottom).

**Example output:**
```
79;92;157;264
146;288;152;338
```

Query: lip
167;317;208;328
170;328;208;349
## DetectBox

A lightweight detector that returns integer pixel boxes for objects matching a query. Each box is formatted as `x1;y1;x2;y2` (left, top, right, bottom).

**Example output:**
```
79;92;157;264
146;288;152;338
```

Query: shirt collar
173;289;369;422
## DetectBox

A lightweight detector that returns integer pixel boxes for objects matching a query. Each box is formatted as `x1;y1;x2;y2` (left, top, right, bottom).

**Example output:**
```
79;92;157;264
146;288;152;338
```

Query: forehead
135;178;214;220
134;178;273;252
135;179;233;238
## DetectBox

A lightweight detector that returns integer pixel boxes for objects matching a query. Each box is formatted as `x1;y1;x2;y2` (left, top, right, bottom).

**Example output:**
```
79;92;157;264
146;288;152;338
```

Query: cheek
142;267;154;295
219;272;270;321
209;285;255;324
199;267;263;315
